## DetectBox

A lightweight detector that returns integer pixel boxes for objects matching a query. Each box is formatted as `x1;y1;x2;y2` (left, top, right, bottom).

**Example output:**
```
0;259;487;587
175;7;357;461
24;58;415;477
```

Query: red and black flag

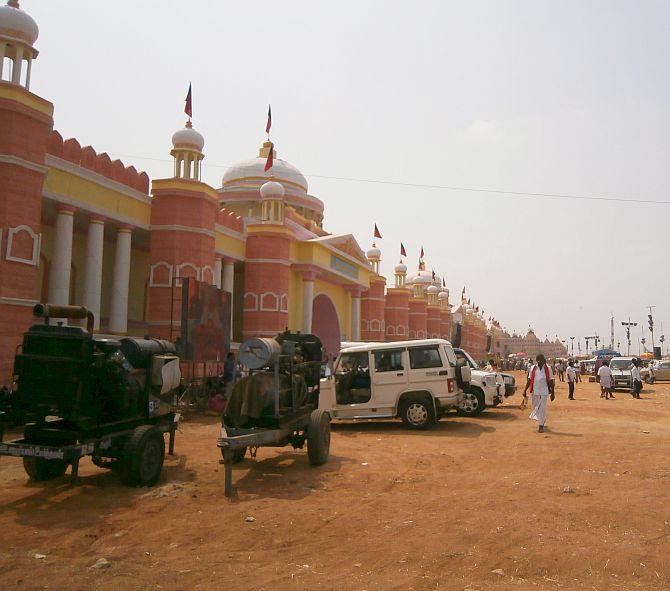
374;224;382;239
265;104;272;135
461;286;466;299
264;141;274;172
420;246;425;259
432;269;436;281
442;278;446;288
400;242;407;257
184;83;192;118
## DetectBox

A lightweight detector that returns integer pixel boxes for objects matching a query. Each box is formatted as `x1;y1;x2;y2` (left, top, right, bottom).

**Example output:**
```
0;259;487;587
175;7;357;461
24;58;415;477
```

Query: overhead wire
108;152;670;206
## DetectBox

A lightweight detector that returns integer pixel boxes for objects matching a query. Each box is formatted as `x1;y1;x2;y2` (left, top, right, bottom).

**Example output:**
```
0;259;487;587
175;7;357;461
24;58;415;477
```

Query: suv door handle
397;373;404;377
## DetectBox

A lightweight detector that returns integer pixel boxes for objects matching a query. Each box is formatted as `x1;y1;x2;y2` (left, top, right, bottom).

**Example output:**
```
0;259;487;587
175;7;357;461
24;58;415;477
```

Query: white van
318;339;471;429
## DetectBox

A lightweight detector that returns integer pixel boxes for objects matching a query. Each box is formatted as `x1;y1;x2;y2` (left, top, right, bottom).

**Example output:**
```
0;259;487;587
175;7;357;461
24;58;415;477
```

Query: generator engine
12;304;181;429
224;331;323;429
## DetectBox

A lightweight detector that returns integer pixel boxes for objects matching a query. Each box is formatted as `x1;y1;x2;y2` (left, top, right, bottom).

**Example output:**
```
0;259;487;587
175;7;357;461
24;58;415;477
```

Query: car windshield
455;350;480;369
609;359;631;370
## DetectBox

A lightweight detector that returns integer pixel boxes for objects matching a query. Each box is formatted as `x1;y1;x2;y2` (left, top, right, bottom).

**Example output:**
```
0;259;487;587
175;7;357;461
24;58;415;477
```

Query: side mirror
460;365;472;384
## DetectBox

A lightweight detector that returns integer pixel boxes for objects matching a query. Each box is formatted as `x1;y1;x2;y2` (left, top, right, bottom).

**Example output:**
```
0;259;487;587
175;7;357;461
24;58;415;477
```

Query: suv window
373;349;404;372
409;346;443;369
337;351;369;374
443;346;457;366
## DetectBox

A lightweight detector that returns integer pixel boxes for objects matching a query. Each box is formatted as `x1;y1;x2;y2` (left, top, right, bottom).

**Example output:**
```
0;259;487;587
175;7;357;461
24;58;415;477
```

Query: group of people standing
595;358;644;399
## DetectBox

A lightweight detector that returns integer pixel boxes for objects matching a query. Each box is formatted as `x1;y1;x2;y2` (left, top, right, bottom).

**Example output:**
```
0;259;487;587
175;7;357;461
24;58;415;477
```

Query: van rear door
407;344;451;399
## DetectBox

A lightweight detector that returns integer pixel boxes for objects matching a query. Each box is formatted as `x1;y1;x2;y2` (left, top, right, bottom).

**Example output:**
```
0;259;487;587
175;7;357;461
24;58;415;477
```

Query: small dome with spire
0;1;39;46
172;121;204;151
259;180;285;199
394;261;407;274
438;290;449;300
427;285;439;294
366;245;381;260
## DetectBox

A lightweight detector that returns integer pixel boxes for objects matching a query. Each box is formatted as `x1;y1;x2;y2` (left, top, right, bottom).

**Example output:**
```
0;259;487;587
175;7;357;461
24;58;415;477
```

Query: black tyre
119;425;165;487
399;397;435;430
457;388;485;417
23;457;68;481
307;409;331;466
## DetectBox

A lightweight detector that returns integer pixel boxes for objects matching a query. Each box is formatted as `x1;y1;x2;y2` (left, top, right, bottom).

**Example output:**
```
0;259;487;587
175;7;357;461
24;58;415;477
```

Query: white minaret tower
0;0;39;89
171;120;205;180
366;244;381;274
394;261;407;288
260;179;286;224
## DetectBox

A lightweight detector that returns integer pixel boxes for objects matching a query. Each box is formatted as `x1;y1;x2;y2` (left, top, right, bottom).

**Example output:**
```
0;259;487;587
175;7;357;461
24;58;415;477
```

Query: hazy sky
26;0;669;353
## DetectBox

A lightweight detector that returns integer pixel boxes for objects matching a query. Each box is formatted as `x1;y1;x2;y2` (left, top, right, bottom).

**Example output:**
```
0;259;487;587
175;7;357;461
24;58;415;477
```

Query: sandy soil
1;373;669;591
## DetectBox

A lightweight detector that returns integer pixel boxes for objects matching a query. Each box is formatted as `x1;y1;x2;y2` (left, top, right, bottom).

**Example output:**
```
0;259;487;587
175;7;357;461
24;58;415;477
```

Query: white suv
453;348;505;416
319;339;471;429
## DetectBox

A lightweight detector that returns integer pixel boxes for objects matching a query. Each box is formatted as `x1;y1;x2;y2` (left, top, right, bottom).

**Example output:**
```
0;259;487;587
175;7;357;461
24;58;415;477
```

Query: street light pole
621;318;637;357
570;336;575;357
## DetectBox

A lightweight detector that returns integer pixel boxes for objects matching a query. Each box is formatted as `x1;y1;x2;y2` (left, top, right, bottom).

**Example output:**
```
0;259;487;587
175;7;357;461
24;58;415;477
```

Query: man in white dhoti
523;354;555;433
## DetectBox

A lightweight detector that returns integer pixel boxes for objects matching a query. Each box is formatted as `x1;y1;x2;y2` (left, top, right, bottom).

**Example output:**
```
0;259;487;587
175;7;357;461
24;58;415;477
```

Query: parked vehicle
642;359;670;383
501;373;517;398
319;339;471;429
610;357;636;391
453;348;506;415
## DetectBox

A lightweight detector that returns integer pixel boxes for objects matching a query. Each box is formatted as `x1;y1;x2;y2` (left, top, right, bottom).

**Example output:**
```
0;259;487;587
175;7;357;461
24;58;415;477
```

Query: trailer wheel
307;409;331;466
22;457;68;481
456;388;485;417
120;425;165;487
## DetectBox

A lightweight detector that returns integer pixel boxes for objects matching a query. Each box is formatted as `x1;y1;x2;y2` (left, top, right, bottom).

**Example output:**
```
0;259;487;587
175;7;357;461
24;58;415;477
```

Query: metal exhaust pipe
33;303;95;332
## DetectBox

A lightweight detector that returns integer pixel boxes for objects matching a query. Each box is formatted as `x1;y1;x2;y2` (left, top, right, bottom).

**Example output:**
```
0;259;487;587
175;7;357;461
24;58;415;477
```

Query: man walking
523;353;555;433
631;358;643;399
556;360;565;382
597;359;614;399
566;360;577;399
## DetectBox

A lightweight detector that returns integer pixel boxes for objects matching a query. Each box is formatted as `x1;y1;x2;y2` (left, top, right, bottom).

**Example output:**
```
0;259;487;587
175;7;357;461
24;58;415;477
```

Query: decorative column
214;257;223;289
350;288;362;342
108;226;132;334
0;43;5;80
48;205;75;306
83;215;105;330
222;259;235;340
301;272;316;334
11;48;22;85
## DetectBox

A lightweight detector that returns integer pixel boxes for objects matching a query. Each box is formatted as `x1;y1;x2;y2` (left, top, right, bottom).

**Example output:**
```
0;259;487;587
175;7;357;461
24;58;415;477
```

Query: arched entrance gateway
311;294;341;361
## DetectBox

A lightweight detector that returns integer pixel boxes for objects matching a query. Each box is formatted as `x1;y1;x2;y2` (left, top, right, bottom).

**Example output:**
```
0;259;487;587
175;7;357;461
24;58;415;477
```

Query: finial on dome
185;120;192;129
8;1;20;8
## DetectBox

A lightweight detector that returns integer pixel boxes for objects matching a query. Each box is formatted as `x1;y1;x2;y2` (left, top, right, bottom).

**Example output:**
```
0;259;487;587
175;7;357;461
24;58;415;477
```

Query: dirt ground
1;373;669;591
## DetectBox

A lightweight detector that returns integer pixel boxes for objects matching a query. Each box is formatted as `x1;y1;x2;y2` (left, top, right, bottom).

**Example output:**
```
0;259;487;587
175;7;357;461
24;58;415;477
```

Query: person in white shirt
566;360;577;400
522;354;555;433
631;359;642;399
597;359;614;399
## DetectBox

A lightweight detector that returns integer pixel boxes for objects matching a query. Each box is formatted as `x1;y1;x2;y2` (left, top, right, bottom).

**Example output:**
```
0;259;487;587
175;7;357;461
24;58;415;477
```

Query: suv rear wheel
399;397;435;430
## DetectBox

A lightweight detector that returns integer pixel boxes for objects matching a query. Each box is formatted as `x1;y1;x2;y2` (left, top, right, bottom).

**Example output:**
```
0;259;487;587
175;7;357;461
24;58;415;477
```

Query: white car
319;339;471;429
453;348;505;416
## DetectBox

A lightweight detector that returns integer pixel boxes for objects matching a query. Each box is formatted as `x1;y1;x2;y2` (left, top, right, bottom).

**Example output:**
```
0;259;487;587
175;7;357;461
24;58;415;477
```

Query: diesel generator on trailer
0;304;181;486
218;330;331;497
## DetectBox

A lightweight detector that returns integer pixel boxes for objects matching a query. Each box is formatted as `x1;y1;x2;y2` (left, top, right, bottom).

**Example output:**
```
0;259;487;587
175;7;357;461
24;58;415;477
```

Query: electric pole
570;336;575;356
647;306;656;358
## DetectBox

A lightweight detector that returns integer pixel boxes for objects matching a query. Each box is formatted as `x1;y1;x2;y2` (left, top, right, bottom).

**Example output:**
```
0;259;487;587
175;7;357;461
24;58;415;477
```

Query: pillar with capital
108;226;132;335
83;215;105;330
349;287;362;342
301;271;318;334
48;204;76;306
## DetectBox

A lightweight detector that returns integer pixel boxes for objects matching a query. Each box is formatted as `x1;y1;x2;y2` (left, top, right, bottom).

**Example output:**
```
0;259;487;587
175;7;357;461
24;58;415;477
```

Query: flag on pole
400;242;407;257
432;270;436;281
442;278;446;288
420;246;425;259
264;141;274;172
184;83;192;118
461;286;466;298
374;224;382;239
265;104;272;135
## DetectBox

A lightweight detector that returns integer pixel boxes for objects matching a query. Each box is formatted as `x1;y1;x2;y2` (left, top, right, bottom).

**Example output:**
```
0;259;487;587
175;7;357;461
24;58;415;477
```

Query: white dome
406;269;439;285
260;180;285;199
394;262;407;274
438;290;449;300
0;1;39;46
366;246;381;260
222;149;308;192
172;124;204;151
427;285;439;294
